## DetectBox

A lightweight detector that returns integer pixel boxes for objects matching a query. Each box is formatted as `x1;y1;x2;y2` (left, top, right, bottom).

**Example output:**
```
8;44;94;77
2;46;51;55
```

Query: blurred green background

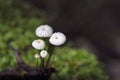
0;0;108;80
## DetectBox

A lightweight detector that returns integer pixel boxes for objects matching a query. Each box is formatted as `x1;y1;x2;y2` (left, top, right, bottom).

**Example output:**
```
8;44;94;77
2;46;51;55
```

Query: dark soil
0;63;56;80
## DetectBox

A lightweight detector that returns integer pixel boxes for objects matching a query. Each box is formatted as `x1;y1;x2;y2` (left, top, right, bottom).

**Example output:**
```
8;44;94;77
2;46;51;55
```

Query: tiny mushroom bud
32;39;45;50
35;25;53;37
40;50;48;58
49;32;66;46
34;54;40;59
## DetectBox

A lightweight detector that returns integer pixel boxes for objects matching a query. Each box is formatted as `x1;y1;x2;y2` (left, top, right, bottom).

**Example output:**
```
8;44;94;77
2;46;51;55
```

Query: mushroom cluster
32;25;66;68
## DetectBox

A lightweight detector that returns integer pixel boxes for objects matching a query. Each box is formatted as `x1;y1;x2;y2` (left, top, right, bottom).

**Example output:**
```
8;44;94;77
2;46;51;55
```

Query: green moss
0;0;45;71
50;46;108;80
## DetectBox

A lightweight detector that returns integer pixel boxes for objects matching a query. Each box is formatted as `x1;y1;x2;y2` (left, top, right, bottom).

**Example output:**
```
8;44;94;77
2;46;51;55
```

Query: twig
8;44;25;65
